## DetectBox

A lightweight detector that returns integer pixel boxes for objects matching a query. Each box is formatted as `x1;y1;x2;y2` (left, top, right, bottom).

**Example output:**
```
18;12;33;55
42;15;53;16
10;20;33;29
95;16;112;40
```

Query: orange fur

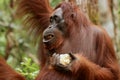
17;0;120;80
18;0;53;38
0;57;25;80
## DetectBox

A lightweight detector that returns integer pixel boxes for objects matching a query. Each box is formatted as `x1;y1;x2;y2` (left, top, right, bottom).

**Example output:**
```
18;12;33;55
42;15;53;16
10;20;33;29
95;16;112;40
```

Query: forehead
52;8;63;17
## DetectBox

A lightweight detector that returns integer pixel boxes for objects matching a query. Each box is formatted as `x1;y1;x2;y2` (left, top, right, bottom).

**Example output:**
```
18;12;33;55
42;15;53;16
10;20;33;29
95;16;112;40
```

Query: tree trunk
64;0;99;24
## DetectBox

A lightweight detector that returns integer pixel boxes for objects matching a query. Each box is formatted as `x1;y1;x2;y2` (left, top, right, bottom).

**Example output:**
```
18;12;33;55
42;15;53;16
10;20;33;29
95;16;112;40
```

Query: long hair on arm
17;0;53;38
0;57;25;80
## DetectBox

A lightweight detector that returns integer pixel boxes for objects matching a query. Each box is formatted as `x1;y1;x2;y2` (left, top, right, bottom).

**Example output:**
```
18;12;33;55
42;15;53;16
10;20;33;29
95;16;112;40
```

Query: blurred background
0;0;120;80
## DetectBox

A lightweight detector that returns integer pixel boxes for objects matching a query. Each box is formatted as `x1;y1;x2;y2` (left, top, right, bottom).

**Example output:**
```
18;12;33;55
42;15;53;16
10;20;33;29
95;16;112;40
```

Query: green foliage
16;57;39;80
0;32;6;56
118;0;120;28
0;0;12;56
50;0;61;7
0;0;38;66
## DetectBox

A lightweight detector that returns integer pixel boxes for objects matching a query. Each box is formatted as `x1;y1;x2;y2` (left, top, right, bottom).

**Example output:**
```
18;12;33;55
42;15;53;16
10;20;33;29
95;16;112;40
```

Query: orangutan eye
50;17;54;23
54;15;60;23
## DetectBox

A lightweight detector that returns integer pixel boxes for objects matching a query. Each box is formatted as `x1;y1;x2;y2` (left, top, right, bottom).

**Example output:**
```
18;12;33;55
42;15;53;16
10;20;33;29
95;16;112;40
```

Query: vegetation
0;0;120;80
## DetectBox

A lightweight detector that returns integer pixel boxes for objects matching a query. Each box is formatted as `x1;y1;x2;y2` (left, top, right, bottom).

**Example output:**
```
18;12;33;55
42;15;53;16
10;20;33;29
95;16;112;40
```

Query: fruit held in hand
60;54;71;66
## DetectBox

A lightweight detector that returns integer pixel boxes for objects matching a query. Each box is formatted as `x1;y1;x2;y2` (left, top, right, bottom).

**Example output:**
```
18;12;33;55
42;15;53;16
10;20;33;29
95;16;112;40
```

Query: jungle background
0;0;120;80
